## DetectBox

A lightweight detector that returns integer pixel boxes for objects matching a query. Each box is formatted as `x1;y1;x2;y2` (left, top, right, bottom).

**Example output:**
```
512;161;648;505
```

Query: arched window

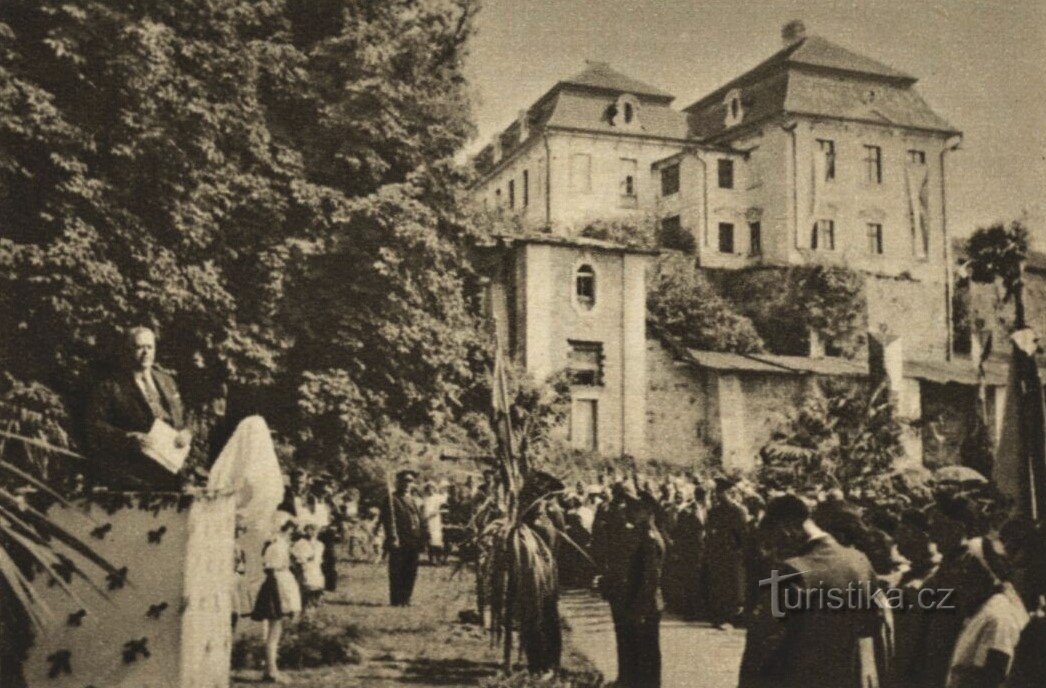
611;94;640;129
575;264;596;310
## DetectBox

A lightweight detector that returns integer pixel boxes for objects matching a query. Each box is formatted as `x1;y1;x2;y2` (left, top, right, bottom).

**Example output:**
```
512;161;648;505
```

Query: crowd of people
79;325;1046;687
541;469;1046;688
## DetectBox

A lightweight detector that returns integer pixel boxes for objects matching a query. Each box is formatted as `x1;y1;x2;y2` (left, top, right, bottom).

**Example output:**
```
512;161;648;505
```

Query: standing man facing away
704;476;749;629
739;495;881;688
604;488;665;688
381;469;425;606
85;326;189;490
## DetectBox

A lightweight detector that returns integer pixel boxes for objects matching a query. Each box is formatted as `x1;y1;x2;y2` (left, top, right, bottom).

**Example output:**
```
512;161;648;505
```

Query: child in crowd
251;511;301;684
292;522;326;610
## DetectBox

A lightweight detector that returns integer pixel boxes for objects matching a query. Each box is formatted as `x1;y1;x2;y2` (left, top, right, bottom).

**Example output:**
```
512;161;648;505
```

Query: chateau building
472;23;1027;471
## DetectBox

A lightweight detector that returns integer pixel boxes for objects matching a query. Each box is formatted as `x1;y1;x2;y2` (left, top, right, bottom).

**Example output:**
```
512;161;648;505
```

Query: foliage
231;615;363;670
577;216;657;250
647;253;764;354
0;443;121;687
758;378;908;507
964;220;1030;296
711;265;867;357
0;0;485;478
951;276;973;356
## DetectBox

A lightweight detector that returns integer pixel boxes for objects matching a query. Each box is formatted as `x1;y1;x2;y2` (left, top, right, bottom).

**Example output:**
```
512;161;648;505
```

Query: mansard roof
685;35;958;141
558;61;674;102
472;63;685;178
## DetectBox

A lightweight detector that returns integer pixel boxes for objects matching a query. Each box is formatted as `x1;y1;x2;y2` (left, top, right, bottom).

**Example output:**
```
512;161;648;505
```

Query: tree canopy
0;0;486;480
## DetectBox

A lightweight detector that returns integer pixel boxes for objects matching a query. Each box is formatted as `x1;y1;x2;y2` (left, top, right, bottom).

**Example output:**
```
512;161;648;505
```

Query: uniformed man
604;487;665;688
381;469;425;606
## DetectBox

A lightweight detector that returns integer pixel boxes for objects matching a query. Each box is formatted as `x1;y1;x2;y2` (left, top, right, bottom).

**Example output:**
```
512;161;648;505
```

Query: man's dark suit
739;534;880;688
381;492;425;606
85;368;185;490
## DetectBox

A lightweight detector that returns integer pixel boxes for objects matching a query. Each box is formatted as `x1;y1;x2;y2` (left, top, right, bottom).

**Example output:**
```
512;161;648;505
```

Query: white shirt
577;505;596;531
946;585;1030;688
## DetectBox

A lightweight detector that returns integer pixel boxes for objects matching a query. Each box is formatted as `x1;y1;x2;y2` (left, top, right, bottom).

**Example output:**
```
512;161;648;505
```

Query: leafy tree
758;379;907;505
964;220;1031;327
647;253;764;353
0;0;484;478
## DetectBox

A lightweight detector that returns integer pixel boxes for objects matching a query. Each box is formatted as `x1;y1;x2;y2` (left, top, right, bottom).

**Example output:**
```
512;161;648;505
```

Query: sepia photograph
0;1;1043;687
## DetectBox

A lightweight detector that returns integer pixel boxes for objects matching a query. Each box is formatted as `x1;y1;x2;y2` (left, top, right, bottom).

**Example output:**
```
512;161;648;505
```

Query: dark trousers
388;546;420;606
611;604;661;688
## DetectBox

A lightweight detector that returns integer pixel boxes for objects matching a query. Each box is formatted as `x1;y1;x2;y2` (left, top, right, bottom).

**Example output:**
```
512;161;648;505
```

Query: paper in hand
143;419;191;474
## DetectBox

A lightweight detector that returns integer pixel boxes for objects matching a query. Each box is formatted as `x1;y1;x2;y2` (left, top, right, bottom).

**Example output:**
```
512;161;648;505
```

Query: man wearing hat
381;469;425;606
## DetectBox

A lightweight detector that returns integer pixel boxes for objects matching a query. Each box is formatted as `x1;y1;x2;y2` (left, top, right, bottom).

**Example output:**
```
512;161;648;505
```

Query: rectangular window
749;222;762;257
817;139;836;181
522;169;529;207
718;222;735;254
620;158;638;197
907;149;926;165
811;219;835;251
867;223;884;255
571;153;592;193
508;179;515;208
570;398;598;451
568;340;604;386
495;188;502;207
661;163;680;196
864;145;883;184
717;159;734;189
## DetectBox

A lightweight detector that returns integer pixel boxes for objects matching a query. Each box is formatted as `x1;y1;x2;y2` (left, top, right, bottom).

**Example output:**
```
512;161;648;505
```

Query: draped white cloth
905;162;929;258
207;415;285;534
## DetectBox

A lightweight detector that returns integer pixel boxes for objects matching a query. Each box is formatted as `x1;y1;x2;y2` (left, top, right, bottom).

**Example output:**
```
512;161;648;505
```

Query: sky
463;0;1046;245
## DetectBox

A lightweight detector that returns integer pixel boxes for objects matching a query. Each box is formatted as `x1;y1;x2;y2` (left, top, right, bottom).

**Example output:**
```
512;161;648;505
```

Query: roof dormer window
724;88;744;127
609;94;641;130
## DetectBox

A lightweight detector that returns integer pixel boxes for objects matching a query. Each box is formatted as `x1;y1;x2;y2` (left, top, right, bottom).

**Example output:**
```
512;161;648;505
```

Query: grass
231;558;598;687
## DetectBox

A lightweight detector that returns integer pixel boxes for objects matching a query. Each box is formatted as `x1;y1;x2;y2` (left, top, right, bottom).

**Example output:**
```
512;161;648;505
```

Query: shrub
232;616;363;671
710;265;866;358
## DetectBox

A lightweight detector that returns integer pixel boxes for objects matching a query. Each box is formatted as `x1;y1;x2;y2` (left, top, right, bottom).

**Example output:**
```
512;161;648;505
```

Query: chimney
781;20;807;47
518;109;529;143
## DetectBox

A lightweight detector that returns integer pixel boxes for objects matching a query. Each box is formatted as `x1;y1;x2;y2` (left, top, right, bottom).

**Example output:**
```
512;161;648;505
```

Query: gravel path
560;590;746;688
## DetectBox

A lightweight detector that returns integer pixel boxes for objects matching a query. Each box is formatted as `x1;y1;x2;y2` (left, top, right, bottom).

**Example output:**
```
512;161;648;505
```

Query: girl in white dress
421;482;448;564
250;511;301;683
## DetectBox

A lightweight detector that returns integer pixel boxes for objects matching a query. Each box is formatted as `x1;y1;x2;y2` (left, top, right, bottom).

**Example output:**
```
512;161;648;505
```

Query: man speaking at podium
86;326;190;490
